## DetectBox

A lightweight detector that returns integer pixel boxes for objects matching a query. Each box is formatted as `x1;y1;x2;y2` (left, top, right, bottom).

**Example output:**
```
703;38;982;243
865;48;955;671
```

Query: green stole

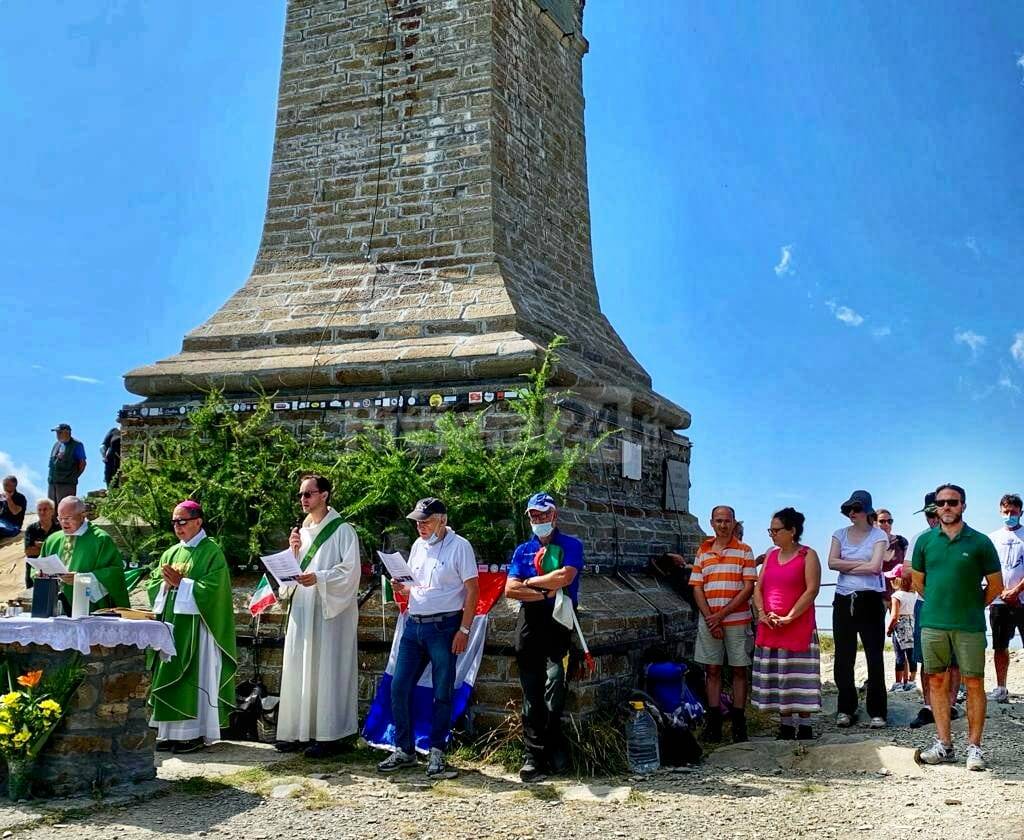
39;524;130;612
147;537;238;725
284;515;346;625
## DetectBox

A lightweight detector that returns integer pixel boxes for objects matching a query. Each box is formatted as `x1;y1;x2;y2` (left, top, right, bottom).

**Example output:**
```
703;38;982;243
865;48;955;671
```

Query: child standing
886;565;918;691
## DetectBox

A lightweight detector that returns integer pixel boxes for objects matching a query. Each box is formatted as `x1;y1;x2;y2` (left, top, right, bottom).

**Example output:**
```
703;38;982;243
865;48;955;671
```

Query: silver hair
36;498;55;509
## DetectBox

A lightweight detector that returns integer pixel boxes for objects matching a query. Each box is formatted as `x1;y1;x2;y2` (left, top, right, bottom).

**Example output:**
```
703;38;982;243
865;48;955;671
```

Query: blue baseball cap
525;492;557;513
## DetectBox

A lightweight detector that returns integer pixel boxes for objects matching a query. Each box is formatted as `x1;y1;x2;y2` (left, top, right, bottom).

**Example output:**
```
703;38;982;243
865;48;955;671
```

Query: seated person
0;475;27;539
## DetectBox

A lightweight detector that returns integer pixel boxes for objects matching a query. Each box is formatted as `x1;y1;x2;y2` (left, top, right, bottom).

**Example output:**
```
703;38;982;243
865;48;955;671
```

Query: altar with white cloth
0;616;176;798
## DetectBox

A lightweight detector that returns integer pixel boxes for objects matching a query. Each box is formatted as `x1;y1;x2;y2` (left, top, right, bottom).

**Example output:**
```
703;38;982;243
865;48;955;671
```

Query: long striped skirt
751;632;822;715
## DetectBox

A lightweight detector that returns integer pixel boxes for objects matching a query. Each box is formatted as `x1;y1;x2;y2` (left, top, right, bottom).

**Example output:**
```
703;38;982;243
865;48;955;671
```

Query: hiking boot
304;740;345;759
835;712;854;728
519;758;547;783
775;724;796;741
377;748;417;773
274;740;304;753
908;708;934;729
965;743;986;771
796;725;815;741
902;682;916;692
890;682;903;693
155;740;173;752
915;738;955;765
730;710;748;743
703;709;722;743
426;747;456;779
988;686;1009;704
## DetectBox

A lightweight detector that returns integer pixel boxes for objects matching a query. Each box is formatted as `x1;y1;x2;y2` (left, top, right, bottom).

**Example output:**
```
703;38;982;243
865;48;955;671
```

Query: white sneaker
868;716;886;729
966;743;986;771
987;686;1009;704
915;738;955;765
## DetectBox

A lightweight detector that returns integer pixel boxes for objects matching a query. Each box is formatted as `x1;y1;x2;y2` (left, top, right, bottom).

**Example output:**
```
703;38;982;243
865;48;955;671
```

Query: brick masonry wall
0;644;156;798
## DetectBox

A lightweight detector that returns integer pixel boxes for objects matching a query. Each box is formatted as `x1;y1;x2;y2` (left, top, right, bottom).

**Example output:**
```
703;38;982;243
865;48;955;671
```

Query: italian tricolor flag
248;574;277;616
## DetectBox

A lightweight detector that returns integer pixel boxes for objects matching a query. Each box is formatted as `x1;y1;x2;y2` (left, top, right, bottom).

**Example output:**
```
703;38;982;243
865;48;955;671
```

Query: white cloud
0;452;45;503
1018;53;1024;81
63;375;102;385
825;300;864;327
872;325;892;338
965;236;980;257
773;244;794;277
954;329;987;356
1012;331;1024;365
999;374;1021;394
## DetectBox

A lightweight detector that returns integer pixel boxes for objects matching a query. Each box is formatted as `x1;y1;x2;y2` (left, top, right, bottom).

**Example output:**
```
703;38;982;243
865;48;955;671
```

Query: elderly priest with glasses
147;500;237;754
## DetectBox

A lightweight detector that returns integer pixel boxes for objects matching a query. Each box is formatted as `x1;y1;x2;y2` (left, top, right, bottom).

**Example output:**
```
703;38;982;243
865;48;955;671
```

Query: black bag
225;677;268;741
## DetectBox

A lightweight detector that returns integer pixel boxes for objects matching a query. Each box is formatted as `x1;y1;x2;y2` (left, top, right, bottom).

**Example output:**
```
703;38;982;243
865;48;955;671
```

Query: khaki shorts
920;627;986;678
695;619;753;667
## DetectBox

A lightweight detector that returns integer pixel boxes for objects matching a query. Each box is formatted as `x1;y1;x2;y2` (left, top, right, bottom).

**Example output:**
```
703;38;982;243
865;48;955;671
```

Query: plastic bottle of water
626;700;660;774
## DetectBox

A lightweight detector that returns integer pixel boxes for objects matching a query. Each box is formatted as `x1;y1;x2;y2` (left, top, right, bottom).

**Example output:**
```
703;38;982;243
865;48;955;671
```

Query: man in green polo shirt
911;483;1000;771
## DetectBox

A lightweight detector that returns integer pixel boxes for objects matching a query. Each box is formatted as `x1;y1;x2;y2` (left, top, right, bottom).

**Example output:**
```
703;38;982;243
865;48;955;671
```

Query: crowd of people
685;485;1020;772
3;428;1019;780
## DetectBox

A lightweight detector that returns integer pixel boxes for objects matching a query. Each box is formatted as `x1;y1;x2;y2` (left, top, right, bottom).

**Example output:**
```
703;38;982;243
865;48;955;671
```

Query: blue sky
1;2;1023;624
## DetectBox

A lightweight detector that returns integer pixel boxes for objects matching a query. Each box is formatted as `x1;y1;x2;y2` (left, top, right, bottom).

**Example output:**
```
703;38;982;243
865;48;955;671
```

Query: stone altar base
0;643;156;799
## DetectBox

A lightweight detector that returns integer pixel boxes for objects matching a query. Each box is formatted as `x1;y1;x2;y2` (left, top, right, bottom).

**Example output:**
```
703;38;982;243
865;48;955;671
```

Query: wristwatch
459;625;471;636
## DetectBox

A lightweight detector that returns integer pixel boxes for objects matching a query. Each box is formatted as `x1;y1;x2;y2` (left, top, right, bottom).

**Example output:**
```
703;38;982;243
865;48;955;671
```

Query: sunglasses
877;518;893;525
171;517;200;527
297;490;322;499
767;527;789;535
934;499;961;508
845;505;864;514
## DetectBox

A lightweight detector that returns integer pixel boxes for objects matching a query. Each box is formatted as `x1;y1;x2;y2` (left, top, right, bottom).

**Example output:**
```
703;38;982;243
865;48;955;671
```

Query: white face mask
531;522;554;539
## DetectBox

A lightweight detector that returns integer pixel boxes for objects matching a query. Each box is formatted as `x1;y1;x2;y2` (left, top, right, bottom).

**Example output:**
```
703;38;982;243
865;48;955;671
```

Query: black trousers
832;590;887;718
514;605;571;765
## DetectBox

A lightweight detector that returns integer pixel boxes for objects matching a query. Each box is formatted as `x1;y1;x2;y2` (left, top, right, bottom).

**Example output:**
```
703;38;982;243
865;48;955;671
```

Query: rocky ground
1;649;1021;840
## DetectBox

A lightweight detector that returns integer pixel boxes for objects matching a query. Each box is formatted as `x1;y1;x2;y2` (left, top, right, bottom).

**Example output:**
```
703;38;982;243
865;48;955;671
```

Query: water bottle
626;700;660;774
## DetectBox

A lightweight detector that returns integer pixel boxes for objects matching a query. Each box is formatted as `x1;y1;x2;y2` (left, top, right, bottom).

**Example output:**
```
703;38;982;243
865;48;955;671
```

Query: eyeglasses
56;515;82;523
171;517;200;527
877;518;893;525
767;527;788;535
934;499;961;508
297;490;322;499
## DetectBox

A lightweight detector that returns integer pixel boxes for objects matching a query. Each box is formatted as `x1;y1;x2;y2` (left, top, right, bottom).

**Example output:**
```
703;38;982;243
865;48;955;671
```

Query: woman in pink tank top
751;507;822;740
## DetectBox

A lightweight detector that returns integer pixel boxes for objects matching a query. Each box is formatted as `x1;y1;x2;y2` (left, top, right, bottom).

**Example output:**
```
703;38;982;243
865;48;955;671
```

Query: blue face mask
426;530;444;545
1004;515;1021;528
531;522;554;539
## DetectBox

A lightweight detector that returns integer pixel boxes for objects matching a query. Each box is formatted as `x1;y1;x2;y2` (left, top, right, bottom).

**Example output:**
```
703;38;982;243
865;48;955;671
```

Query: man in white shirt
377;498;479;779
987;493;1024;703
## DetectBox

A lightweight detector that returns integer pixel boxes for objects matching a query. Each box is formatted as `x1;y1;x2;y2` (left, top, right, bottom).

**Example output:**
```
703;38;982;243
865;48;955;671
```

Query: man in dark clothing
47;424;86;503
101;427;122;487
0;475;27;538
23;498;59;588
504;492;584;782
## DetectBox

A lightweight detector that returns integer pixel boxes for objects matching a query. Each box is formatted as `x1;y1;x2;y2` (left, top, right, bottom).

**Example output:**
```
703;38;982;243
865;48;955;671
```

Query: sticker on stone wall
484;392;495;402
429;394;443;408
273;401;291;411
468;392;483;404
443;395;457;404
361;399;371;408
407;396;417;406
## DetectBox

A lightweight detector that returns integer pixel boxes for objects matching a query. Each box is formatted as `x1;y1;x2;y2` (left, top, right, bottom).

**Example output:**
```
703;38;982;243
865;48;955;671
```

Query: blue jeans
0;522;20;539
391;613;460;753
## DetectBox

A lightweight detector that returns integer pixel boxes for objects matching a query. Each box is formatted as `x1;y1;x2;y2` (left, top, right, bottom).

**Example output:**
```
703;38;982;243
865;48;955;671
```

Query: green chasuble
39;523;130;612
146;537;237;726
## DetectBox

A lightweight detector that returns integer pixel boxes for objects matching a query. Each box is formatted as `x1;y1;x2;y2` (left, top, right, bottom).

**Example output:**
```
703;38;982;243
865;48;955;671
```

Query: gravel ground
13;651;1024;840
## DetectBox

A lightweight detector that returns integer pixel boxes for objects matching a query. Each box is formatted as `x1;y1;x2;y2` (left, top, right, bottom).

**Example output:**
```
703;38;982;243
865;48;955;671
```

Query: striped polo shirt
689;536;757;626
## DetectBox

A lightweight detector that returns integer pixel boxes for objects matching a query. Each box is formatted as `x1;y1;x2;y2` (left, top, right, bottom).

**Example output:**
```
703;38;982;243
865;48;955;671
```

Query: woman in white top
827;490;888;728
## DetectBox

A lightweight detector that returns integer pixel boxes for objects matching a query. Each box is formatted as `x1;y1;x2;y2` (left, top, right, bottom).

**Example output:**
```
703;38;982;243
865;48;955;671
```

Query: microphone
292;515;304;532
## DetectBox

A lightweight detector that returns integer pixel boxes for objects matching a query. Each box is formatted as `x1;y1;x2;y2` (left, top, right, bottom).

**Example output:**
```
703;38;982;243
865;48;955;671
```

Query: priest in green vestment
38;496;129;612
147;500;237;754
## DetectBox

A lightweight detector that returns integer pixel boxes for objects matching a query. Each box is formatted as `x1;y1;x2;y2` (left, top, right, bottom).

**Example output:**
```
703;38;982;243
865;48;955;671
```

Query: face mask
426;529;444;545
531;522;554;538
1004;515;1021;528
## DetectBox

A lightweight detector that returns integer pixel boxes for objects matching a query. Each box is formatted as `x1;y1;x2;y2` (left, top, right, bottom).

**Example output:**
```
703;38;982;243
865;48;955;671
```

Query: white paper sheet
260;548;303;585
377;550;417;584
25;554;69;576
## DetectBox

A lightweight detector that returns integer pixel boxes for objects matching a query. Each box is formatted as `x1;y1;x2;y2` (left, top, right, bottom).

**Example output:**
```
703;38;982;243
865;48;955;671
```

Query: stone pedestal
0;644;156;798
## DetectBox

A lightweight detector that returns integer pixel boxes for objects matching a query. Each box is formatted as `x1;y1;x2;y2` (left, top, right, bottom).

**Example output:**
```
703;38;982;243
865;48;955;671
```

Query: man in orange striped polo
690;505;758;743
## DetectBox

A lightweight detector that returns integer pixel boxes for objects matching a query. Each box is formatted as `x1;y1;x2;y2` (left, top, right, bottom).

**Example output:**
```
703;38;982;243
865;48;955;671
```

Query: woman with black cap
828;490;889;728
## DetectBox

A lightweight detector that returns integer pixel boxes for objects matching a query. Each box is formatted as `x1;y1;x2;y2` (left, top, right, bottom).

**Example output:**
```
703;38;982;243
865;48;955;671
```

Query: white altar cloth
0;616;177;660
